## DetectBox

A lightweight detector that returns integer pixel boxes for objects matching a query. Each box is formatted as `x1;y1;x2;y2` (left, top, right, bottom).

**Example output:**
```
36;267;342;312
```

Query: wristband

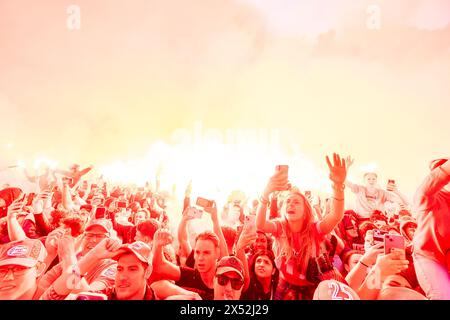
360;260;370;268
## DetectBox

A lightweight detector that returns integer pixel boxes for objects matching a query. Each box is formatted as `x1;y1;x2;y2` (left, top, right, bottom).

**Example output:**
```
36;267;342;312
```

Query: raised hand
90;238;123;260
345;156;354;169
203;200;218;221
153;228;173;248
236;232;257;252
58;235;77;270
45;228;69;257
263;171;289;199
326;153;347;185
7;198;25;219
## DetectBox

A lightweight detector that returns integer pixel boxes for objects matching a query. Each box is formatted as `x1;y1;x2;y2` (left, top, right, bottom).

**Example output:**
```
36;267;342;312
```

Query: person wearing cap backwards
213;256;245;300
36;218;118;298
412;158;450;299
0;239;47;300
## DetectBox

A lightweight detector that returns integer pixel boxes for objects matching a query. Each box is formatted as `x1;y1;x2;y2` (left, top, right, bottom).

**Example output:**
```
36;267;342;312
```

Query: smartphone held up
275;165;290;191
196;197;214;208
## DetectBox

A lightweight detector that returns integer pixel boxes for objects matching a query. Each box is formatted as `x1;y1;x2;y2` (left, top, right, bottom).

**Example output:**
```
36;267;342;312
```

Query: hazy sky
1;0;449;197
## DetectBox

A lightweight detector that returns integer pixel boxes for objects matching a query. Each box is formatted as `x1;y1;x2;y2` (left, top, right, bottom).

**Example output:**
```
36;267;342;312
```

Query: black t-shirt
185;250;195;268
241;280;273;300
175;267;214;300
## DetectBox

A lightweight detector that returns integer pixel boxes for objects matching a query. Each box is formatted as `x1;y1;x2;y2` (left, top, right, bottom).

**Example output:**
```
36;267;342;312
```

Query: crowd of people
0;154;449;300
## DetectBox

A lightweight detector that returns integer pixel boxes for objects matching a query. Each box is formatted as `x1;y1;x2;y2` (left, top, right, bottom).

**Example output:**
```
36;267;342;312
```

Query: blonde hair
273;191;317;274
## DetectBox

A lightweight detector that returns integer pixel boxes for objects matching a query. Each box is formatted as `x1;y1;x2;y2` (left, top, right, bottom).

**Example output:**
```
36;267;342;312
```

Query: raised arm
344;156;360;193
6;199;28;241
61;179;75;211
345;243;383;291
204;201;229;258
33;191;55;235
177;208;193;261
413;159;450;217
22;168;37;183
235;232;256;292
318;153;347;235
152;229;181;281
256;172;288;234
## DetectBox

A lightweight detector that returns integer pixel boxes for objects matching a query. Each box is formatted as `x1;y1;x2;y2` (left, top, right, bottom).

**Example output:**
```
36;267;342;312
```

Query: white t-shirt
346;181;398;218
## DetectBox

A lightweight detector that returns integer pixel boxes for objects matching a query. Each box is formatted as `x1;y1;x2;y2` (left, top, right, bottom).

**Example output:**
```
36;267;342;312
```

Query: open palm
326;153;347;184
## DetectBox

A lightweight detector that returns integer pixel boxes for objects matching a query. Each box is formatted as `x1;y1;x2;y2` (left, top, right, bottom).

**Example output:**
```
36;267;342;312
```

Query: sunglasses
216;274;244;290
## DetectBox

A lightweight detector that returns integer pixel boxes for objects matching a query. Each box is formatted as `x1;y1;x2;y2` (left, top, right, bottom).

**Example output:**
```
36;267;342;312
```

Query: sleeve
345;180;361;194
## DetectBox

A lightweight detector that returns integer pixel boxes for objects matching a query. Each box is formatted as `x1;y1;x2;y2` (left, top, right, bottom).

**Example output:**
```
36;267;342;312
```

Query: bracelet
359;261;370;268
332;197;344;202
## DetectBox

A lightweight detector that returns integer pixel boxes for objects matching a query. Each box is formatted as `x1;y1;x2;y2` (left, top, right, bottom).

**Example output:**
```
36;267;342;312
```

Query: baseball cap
85;219;113;236
313;280;360;300
215;256;244;281
0;239;47;268
112;241;152;265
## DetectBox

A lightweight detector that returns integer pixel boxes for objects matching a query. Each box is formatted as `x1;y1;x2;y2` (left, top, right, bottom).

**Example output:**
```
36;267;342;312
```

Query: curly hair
61;214;85;237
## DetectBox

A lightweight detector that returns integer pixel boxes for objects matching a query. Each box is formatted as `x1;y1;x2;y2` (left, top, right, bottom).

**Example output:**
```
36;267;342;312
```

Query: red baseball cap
215;256;244;281
0;239;47;268
112;241;152;265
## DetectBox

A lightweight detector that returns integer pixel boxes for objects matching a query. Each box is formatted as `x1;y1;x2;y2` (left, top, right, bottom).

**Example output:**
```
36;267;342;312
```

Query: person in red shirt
412;158;450;299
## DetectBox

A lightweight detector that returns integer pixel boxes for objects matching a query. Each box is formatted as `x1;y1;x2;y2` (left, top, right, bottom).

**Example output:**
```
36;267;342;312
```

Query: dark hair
341;249;362;267
61;215;85;237
370;210;387;223
250;231;273;253
50;209;68;228
358;221;377;239
247;249;279;300
136;219;160;241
